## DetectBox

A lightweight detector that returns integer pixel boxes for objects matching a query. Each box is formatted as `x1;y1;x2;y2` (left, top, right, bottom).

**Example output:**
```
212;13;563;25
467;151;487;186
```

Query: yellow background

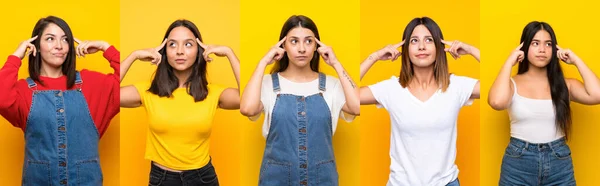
480;0;600;185
119;0;242;185
239;0;361;185
360;0;481;185
0;0;120;185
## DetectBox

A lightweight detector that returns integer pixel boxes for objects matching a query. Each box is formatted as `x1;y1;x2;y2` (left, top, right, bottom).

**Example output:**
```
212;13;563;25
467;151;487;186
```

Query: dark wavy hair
148;19;208;102
271;15;321;74
517;21;571;140
29;16;77;88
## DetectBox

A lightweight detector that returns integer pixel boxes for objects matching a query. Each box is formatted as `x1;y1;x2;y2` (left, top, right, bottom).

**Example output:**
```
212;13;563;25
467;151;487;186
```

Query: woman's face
283;27;316;68
165;26;199;71
527;30;553;68
39;23;69;68
407;25;437;67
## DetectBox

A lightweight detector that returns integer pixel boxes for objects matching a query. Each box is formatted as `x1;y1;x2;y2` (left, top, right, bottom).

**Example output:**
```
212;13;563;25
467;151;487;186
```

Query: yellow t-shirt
134;82;225;170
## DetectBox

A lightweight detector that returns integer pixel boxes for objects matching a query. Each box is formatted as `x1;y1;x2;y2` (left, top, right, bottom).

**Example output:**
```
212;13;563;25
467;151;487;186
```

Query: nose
298;42;306;54
538;45;547;53
55;40;63;50
176;45;184;55
418;41;426;51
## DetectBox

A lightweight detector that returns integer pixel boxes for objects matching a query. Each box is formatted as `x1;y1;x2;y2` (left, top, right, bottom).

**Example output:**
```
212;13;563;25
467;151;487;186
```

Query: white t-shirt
253;73;354;138
369;74;478;186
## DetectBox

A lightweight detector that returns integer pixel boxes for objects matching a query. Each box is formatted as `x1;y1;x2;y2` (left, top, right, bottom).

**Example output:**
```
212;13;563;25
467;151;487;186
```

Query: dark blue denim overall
22;72;102;186
259;73;338;186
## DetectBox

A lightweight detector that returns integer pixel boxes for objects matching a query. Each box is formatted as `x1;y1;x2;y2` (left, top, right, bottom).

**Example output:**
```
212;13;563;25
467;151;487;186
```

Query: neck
410;65;436;89
40;63;64;78
524;63;548;79
279;62;317;82
174;68;192;88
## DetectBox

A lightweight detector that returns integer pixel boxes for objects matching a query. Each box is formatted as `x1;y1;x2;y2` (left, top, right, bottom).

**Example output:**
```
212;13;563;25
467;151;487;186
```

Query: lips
52;53;66;57
295;56;309;60
175;59;186;64
415;54;430;58
535;56;548;60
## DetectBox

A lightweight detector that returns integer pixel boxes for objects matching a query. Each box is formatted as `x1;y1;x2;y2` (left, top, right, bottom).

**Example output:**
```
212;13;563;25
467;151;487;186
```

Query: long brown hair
399;17;450;91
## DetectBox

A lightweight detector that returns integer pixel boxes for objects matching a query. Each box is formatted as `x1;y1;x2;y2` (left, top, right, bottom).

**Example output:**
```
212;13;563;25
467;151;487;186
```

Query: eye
545;43;552;47
185;42;192;47
46;37;54;41
305;39;312;44
425;38;433;42
62;38;68;42
169;42;176;47
410;38;418;43
291;39;297;44
532;42;538;46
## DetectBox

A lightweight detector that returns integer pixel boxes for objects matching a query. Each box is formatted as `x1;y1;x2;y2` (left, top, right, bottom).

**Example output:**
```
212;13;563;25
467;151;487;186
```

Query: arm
359;42;403;105
557;46;600;105
119;40;166;108
240;37;286;117
196;39;241;110
488;43;523;110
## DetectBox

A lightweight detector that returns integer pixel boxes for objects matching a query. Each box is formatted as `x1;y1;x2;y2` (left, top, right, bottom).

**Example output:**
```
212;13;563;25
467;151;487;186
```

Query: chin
530;61;550;68
411;59;435;68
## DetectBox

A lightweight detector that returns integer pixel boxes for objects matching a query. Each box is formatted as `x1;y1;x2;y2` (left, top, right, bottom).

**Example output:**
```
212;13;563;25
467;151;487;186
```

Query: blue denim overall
259;73;338;186
22;72;102;186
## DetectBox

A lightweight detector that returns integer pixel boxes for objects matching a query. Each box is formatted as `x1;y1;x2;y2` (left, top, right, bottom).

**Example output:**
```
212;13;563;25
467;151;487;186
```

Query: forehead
533;30;552;41
410;25;432;37
42;23;66;36
168;26;195;40
287;27;315;38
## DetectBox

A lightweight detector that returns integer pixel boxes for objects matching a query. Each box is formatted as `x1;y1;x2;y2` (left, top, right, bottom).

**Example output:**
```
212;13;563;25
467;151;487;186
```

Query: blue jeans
499;137;576;186
446;178;459;186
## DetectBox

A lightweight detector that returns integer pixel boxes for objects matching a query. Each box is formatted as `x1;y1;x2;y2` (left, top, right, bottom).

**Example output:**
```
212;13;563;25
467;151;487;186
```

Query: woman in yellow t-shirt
119;19;240;186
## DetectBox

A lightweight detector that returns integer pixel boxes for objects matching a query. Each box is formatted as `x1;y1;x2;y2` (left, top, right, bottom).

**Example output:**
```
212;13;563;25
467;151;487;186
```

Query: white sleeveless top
508;78;564;143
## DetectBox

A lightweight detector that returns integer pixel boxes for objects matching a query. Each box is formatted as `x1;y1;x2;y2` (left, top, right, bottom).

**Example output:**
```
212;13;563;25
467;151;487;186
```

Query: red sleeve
0;56;30;128
80;46;120;137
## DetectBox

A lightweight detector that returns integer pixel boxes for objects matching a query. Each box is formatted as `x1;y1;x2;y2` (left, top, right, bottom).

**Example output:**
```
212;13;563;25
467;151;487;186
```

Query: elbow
240;104;260;117
487;98;507;111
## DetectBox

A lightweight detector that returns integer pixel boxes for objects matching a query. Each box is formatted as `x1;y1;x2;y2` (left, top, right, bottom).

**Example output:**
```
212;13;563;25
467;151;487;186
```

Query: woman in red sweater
0;16;119;185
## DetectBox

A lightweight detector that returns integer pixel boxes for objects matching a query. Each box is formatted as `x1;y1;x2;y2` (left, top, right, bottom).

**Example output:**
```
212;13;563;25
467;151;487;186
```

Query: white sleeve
331;77;355;122
451;75;479;107
368;78;395;109
249;75;272;121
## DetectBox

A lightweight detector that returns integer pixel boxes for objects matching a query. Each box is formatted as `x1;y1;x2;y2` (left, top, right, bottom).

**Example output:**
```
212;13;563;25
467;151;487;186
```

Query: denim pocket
259;160;291;186
316;160;339;186
23;160;50;186
198;164;219;185
504;143;524;158
148;169;165;186
76;159;103;186
552;144;572;159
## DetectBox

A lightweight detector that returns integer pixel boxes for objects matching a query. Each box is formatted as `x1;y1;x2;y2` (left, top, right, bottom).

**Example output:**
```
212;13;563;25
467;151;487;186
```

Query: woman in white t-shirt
489;21;600;185
240;15;359;186
360;17;480;186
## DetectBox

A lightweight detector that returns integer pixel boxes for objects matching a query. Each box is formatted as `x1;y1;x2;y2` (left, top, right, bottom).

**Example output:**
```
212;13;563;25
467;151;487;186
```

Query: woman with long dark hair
240;15;360;185
0;16;120;185
120;19;240;186
360;17;481;186
489;21;600;185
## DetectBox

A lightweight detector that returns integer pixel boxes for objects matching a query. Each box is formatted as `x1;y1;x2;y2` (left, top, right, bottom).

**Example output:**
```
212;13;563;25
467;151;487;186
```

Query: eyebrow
289;36;314;39
44;33;67;37
532;39;552;42
167;38;195;42
410;35;433;38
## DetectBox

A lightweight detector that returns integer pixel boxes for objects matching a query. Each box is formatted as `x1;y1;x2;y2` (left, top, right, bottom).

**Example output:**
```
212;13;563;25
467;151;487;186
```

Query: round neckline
278;73;319;84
